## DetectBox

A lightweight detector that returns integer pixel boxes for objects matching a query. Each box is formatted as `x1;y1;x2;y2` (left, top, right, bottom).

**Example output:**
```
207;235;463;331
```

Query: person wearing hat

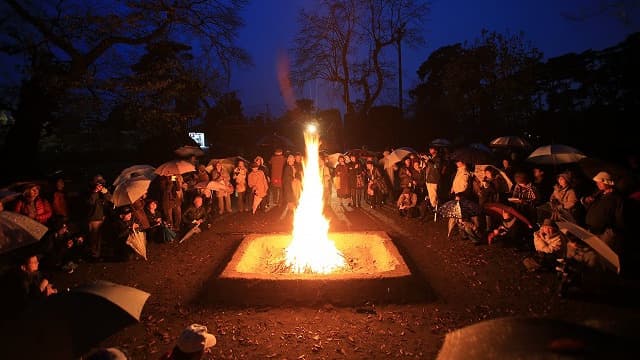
86;175;112;260
582;171;625;249
160;323;217;360
526;218;567;271
13;183;53;225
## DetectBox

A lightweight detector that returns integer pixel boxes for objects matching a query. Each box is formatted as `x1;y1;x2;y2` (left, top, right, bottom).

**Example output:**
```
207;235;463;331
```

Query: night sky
232;0;639;116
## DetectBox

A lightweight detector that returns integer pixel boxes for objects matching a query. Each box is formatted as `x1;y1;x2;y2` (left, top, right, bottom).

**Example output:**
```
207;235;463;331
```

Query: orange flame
284;130;345;273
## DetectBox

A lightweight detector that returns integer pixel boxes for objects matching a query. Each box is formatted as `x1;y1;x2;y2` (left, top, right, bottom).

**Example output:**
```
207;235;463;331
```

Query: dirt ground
52;196;640;359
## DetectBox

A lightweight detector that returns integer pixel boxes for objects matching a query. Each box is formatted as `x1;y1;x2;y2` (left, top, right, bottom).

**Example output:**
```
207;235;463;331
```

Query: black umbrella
436;317;635;360
1;281;150;358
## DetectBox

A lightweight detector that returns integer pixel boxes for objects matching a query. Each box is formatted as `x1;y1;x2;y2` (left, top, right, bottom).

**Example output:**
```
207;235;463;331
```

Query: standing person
211;161;233;214
14;183;53;225
365;160;386;208
233;159;250;212
248;161;269;214
319;153;333;207
334;156;351;206
269;148;286;207
160;175;183;231
351;160;366;208
254;156;270;210
86;175;111;261
51;178;69;222
280;154;298;219
425;146;444;211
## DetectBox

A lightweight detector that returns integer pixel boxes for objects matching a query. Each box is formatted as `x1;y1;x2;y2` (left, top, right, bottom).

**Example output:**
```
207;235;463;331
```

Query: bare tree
291;0;359;113
0;0;250;175
290;0;429;116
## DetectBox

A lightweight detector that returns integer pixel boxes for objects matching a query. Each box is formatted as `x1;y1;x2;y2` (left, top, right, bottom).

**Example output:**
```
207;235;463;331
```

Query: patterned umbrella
0;211;49;254
527;144;586;165
438;199;480;219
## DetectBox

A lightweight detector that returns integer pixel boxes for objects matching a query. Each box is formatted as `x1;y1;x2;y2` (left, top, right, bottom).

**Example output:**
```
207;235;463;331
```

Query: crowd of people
1;140;639;357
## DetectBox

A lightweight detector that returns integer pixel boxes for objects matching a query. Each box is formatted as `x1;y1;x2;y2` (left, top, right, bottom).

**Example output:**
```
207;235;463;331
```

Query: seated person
526;218;567;271
15;254;57;309
488;210;530;249
41;218;84;273
111;205;140;261
396;187;418;218
181;195;210;234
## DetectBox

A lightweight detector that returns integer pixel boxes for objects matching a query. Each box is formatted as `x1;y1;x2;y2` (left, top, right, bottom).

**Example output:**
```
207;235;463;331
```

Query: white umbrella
527;144;586;165
474;164;513;191
557;221;621;274
195;181;229;192
155;160;196;176
386;147;416;165
113;165;156;187
112;178;151;207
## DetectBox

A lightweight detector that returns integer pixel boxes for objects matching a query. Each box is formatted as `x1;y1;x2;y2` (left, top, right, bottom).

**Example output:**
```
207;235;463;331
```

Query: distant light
306;124;317;134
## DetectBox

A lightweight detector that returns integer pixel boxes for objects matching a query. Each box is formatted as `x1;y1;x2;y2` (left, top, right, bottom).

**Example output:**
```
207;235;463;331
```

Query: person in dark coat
582;171;625;253
182;195;209;234
111;206;139;261
86;175;112;260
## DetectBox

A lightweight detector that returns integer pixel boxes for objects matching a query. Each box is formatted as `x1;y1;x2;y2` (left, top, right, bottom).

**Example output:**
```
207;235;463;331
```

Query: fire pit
221;231;410;280
209;231;428;306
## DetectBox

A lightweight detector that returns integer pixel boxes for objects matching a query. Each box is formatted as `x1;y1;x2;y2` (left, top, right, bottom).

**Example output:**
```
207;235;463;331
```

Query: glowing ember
284;128;345;273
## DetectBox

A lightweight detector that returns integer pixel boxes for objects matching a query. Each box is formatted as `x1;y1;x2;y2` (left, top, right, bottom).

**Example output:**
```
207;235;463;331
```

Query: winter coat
248;169;269;198
14;196;53;225
269;154;286;188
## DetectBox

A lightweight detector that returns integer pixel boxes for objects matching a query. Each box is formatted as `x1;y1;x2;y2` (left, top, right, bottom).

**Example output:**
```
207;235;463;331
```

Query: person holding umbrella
86;175;112;261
